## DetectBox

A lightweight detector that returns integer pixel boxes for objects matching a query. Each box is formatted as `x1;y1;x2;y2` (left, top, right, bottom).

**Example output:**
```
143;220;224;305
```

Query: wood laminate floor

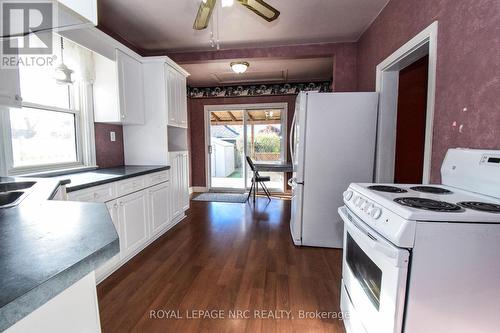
97;198;345;333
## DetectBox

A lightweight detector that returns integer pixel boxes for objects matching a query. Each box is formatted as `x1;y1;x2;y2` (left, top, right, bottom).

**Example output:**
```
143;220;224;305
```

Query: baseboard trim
191;186;208;193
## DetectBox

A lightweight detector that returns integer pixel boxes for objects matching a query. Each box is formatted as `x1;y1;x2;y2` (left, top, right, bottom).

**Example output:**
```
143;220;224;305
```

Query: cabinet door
149;181;171;237
166;66;178;126
93;53;120;123
117;49;144;124
118;190;149;258
178;73;188;128
181;153;190;210
0;38;22;108
170;153;181;218
95;201;121;281
57;0;98;25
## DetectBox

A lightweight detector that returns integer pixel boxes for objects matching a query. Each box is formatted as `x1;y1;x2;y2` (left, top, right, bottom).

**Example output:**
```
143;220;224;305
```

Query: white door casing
375;21;438;184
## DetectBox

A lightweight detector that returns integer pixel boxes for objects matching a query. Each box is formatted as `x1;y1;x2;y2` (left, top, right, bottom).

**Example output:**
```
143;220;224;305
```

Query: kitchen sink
0;181;36;208
0;181;36;192
0;191;24;207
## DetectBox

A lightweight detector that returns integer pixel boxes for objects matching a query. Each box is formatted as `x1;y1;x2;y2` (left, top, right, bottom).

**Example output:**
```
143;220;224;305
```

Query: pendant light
54;36;74;85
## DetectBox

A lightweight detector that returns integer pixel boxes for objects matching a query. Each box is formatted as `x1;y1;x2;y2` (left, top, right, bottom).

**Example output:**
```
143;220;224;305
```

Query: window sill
19;166;99;178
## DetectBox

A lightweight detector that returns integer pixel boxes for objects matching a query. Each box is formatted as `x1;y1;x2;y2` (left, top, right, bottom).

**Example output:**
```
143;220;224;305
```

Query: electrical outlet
110;131;116;142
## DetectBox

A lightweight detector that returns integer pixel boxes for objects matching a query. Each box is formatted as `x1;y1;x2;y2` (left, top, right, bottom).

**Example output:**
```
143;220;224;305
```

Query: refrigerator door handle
290;111;297;165
288;177;303;188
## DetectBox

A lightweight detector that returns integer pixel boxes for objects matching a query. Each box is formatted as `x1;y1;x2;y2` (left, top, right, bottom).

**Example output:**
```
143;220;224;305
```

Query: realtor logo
1;1;54;55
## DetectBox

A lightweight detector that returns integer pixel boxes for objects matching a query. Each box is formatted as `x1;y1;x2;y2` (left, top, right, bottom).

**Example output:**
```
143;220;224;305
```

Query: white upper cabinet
117;49;145;124
93;49;145;125
1;0;97;39
166;64;188;128
57;0;98;26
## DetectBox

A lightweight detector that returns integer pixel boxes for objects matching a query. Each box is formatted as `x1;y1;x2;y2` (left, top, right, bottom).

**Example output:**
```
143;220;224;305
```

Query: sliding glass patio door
208;107;286;192
244;109;285;192
209;110;246;191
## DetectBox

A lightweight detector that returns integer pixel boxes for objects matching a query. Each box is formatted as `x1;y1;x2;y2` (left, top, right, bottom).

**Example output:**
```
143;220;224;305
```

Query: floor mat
192;192;248;203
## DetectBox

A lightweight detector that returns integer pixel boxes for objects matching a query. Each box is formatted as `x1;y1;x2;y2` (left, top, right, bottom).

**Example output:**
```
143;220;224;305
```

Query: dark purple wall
94;123;124;168
357;0;500;182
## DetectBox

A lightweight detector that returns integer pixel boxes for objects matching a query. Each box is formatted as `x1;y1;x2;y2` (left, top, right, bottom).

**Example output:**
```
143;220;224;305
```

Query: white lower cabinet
180;152;190;210
94;201;120;279
117;190;149;260
67;170;188;283
149;182;171;237
170;154;181;219
169;151;190;220
5;272;101;333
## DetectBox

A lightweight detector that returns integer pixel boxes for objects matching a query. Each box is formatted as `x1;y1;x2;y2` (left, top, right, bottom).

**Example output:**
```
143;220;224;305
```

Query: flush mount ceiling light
230;61;249;74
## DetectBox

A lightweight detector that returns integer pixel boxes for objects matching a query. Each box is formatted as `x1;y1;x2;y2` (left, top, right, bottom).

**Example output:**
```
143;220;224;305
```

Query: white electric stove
339;148;500;333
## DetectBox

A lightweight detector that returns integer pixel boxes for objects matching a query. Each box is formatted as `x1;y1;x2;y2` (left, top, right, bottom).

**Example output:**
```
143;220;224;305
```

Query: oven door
339;206;410;333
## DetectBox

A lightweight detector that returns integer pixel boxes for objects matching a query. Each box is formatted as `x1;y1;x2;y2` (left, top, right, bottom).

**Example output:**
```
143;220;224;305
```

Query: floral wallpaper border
187;81;332;98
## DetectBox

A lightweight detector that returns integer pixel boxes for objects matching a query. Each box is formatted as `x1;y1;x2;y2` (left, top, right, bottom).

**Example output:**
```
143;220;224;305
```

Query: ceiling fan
193;0;280;30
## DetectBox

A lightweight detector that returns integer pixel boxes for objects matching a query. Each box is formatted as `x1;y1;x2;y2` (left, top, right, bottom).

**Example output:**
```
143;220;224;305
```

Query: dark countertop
48;165;170;192
0;177;119;331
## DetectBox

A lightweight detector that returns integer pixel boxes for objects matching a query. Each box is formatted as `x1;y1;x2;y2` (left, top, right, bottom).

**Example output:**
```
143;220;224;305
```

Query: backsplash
94;123;124;168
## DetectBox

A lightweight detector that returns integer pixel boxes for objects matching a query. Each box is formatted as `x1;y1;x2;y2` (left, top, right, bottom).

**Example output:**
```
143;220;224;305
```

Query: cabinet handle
14;95;23;102
119;202;124;207
113;203;118;208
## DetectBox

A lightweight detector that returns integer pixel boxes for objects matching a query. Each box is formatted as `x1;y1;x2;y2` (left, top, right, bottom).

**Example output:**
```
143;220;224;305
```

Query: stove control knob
356;198;365;207
364;202;373;213
343;190;354;201
371;207;382;219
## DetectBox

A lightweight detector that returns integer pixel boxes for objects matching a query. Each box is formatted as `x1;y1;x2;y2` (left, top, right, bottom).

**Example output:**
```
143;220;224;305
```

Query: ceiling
211;109;282;125
97;0;389;52
183;57;333;86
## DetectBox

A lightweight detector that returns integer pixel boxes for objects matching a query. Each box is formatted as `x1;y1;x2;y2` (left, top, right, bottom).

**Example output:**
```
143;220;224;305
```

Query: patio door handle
208;145;212;154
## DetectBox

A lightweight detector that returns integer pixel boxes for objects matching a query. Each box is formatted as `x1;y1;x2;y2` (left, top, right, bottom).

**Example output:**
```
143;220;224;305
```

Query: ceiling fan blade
237;0;280;22
193;0;217;30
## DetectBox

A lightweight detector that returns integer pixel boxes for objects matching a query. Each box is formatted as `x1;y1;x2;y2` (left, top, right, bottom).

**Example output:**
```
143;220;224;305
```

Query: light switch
110;131;116;142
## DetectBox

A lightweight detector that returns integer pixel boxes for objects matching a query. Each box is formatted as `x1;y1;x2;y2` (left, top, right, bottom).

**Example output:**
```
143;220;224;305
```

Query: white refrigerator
289;92;379;248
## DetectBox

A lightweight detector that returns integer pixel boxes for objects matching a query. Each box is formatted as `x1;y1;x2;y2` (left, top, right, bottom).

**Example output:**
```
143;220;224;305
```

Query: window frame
0;81;96;176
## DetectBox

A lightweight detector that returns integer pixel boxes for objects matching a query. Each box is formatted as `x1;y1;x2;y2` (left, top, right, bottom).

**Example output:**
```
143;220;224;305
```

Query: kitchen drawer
115;176;146;197
146;171;169;187
67;183;116;203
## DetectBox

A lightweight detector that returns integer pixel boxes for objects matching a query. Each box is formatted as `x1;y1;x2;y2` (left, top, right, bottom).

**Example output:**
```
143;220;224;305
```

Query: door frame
375;21;438;184
204;102;288;192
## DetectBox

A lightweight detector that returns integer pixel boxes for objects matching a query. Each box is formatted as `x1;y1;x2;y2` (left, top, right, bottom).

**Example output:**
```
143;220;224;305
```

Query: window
1;34;95;175
10;107;78;167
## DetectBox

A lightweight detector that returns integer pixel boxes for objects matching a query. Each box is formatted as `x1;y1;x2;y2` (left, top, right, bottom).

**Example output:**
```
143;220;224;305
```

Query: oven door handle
338;206;409;267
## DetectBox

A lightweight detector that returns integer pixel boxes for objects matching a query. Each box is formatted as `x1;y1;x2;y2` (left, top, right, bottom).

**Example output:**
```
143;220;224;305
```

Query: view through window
6;34;88;172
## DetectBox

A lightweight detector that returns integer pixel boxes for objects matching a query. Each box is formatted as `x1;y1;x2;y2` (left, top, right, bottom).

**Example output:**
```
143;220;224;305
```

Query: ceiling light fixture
54;37;74;85
230;61;249;74
221;0;234;7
